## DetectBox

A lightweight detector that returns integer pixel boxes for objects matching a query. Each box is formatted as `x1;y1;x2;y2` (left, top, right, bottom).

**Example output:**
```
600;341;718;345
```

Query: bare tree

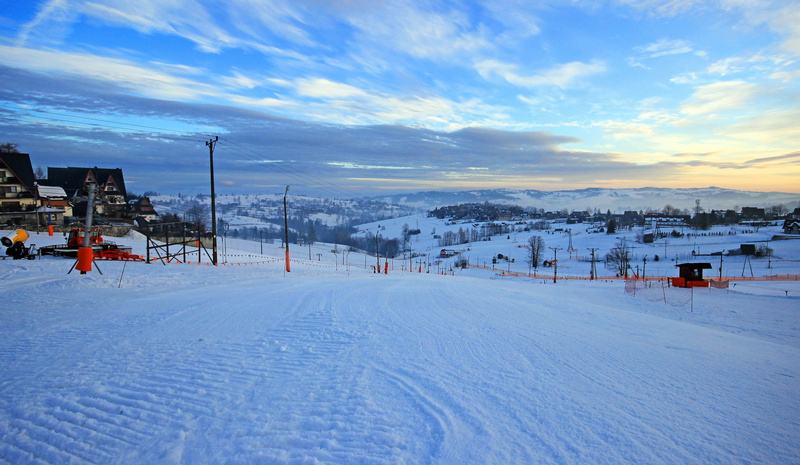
0;142;20;153
606;238;631;278
185;203;209;233
528;235;545;271
307;223;317;245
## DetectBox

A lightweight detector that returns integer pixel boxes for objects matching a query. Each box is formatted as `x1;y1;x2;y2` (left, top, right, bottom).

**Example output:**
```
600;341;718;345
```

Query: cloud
341;0;491;61
591;120;656;140
0;66;679;194
746;151;800;166
476;59;607;89
0;43;508;130
19;0;317;58
612;0;699;18
616;0;800;57
0;45;220;100
708;52;794;76
637;38;694;58
16;0;77;46
680;81;759;116
295;78;368;99
628;37;699;68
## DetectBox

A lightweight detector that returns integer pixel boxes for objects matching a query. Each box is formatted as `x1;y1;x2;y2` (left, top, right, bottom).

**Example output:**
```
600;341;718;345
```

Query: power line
215;142;348;198
215;137;364;199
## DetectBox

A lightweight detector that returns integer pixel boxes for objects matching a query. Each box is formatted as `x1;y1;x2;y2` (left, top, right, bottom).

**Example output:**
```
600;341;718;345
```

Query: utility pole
587;247;599;280
549;247;562;283
642;255;647;282
767;239;772;269
283;185;290;272
375;231;380;273
206;136;219;266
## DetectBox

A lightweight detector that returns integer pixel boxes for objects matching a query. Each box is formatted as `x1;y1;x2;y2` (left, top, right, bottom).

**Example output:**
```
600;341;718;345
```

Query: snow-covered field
1;229;799;464
358;215;800;280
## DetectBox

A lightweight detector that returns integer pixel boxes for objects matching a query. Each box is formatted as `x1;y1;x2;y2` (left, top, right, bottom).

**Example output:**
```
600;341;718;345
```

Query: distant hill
370;187;800;213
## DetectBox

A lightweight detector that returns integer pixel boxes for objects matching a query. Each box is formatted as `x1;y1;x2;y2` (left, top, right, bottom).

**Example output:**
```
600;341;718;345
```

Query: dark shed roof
676;263;713;270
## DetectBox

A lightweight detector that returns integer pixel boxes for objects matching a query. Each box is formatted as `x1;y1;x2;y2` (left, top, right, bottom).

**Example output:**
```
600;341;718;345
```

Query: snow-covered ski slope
1;232;799;464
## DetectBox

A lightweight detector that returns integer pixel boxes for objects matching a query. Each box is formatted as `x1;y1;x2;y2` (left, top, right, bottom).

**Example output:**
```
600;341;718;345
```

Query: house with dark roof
128;197;158;222
784;207;800;235
0;152;37;211
47;166;128;218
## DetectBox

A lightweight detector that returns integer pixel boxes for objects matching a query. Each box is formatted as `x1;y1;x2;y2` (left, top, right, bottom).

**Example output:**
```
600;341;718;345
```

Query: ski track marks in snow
1;260;799;464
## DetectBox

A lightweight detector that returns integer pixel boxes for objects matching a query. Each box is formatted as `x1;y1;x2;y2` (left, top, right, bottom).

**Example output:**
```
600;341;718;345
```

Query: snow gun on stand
2;229;37;260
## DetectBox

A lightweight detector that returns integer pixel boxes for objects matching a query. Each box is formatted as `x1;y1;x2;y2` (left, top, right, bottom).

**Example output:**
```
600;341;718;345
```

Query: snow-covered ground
357;215;800;280
1;229;799;464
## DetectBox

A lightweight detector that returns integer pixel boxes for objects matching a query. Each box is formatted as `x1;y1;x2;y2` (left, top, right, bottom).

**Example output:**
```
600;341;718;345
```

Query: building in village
47;166;129;219
784;207;800;235
1;154;157;229
128;197;159;222
36;185;72;226
0;152;37;212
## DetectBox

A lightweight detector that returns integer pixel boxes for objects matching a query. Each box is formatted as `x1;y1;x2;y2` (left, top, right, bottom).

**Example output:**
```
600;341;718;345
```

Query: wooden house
0;152;37;211
47;166;128;218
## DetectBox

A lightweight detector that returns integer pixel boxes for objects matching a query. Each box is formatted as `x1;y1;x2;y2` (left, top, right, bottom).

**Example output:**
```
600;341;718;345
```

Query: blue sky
0;0;798;196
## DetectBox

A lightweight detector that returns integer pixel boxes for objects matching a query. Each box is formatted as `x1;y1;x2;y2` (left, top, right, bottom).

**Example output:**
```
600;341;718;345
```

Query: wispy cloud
637;38;694;58
708;52;795;76
628;38;700;68
680;81;759;116
746;151;800;166
295;78;368;99
341;0;491;61
0;45;217;100
476;59;607;89
20;0;315;57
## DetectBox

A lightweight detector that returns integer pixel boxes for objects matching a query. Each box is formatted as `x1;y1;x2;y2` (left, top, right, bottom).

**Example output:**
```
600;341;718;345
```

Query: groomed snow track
1;259;798;464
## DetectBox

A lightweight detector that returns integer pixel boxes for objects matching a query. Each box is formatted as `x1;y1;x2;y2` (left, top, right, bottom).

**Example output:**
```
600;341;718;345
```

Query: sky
0;0;798;197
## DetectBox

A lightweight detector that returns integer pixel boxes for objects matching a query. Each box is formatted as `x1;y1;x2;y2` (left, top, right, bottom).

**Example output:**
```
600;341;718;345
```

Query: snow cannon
1;229;28;247
2;229;36;260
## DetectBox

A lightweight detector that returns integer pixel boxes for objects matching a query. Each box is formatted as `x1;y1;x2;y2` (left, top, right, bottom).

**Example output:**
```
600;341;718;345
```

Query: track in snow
1;260;798;464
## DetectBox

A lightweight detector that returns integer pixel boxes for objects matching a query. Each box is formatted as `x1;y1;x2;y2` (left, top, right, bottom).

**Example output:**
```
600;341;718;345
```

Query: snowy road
1;260;799;464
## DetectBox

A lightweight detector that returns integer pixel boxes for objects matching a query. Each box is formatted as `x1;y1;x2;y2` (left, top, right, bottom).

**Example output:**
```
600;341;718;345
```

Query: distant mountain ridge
370;187;800;213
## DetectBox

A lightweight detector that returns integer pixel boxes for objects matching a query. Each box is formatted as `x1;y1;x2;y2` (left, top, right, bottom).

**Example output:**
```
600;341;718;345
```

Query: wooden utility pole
375;232;380;273
206;136;218;266
642;255;647;281
549;247;562;283
587;247;599;280
283;185;290;272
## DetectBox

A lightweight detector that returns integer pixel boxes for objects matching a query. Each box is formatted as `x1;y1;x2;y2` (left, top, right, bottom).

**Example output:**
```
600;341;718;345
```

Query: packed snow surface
1;233;799;464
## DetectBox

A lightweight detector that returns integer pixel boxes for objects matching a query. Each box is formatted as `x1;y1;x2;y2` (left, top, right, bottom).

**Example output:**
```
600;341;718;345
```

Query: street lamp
284;185;290;273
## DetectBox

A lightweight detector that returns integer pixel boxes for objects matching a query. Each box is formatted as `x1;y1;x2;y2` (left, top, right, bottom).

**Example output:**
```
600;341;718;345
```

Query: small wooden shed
672;262;712;288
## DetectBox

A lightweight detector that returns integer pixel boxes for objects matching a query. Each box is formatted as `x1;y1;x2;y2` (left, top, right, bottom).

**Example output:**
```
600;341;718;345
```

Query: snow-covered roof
36;185;68;199
36;206;64;213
